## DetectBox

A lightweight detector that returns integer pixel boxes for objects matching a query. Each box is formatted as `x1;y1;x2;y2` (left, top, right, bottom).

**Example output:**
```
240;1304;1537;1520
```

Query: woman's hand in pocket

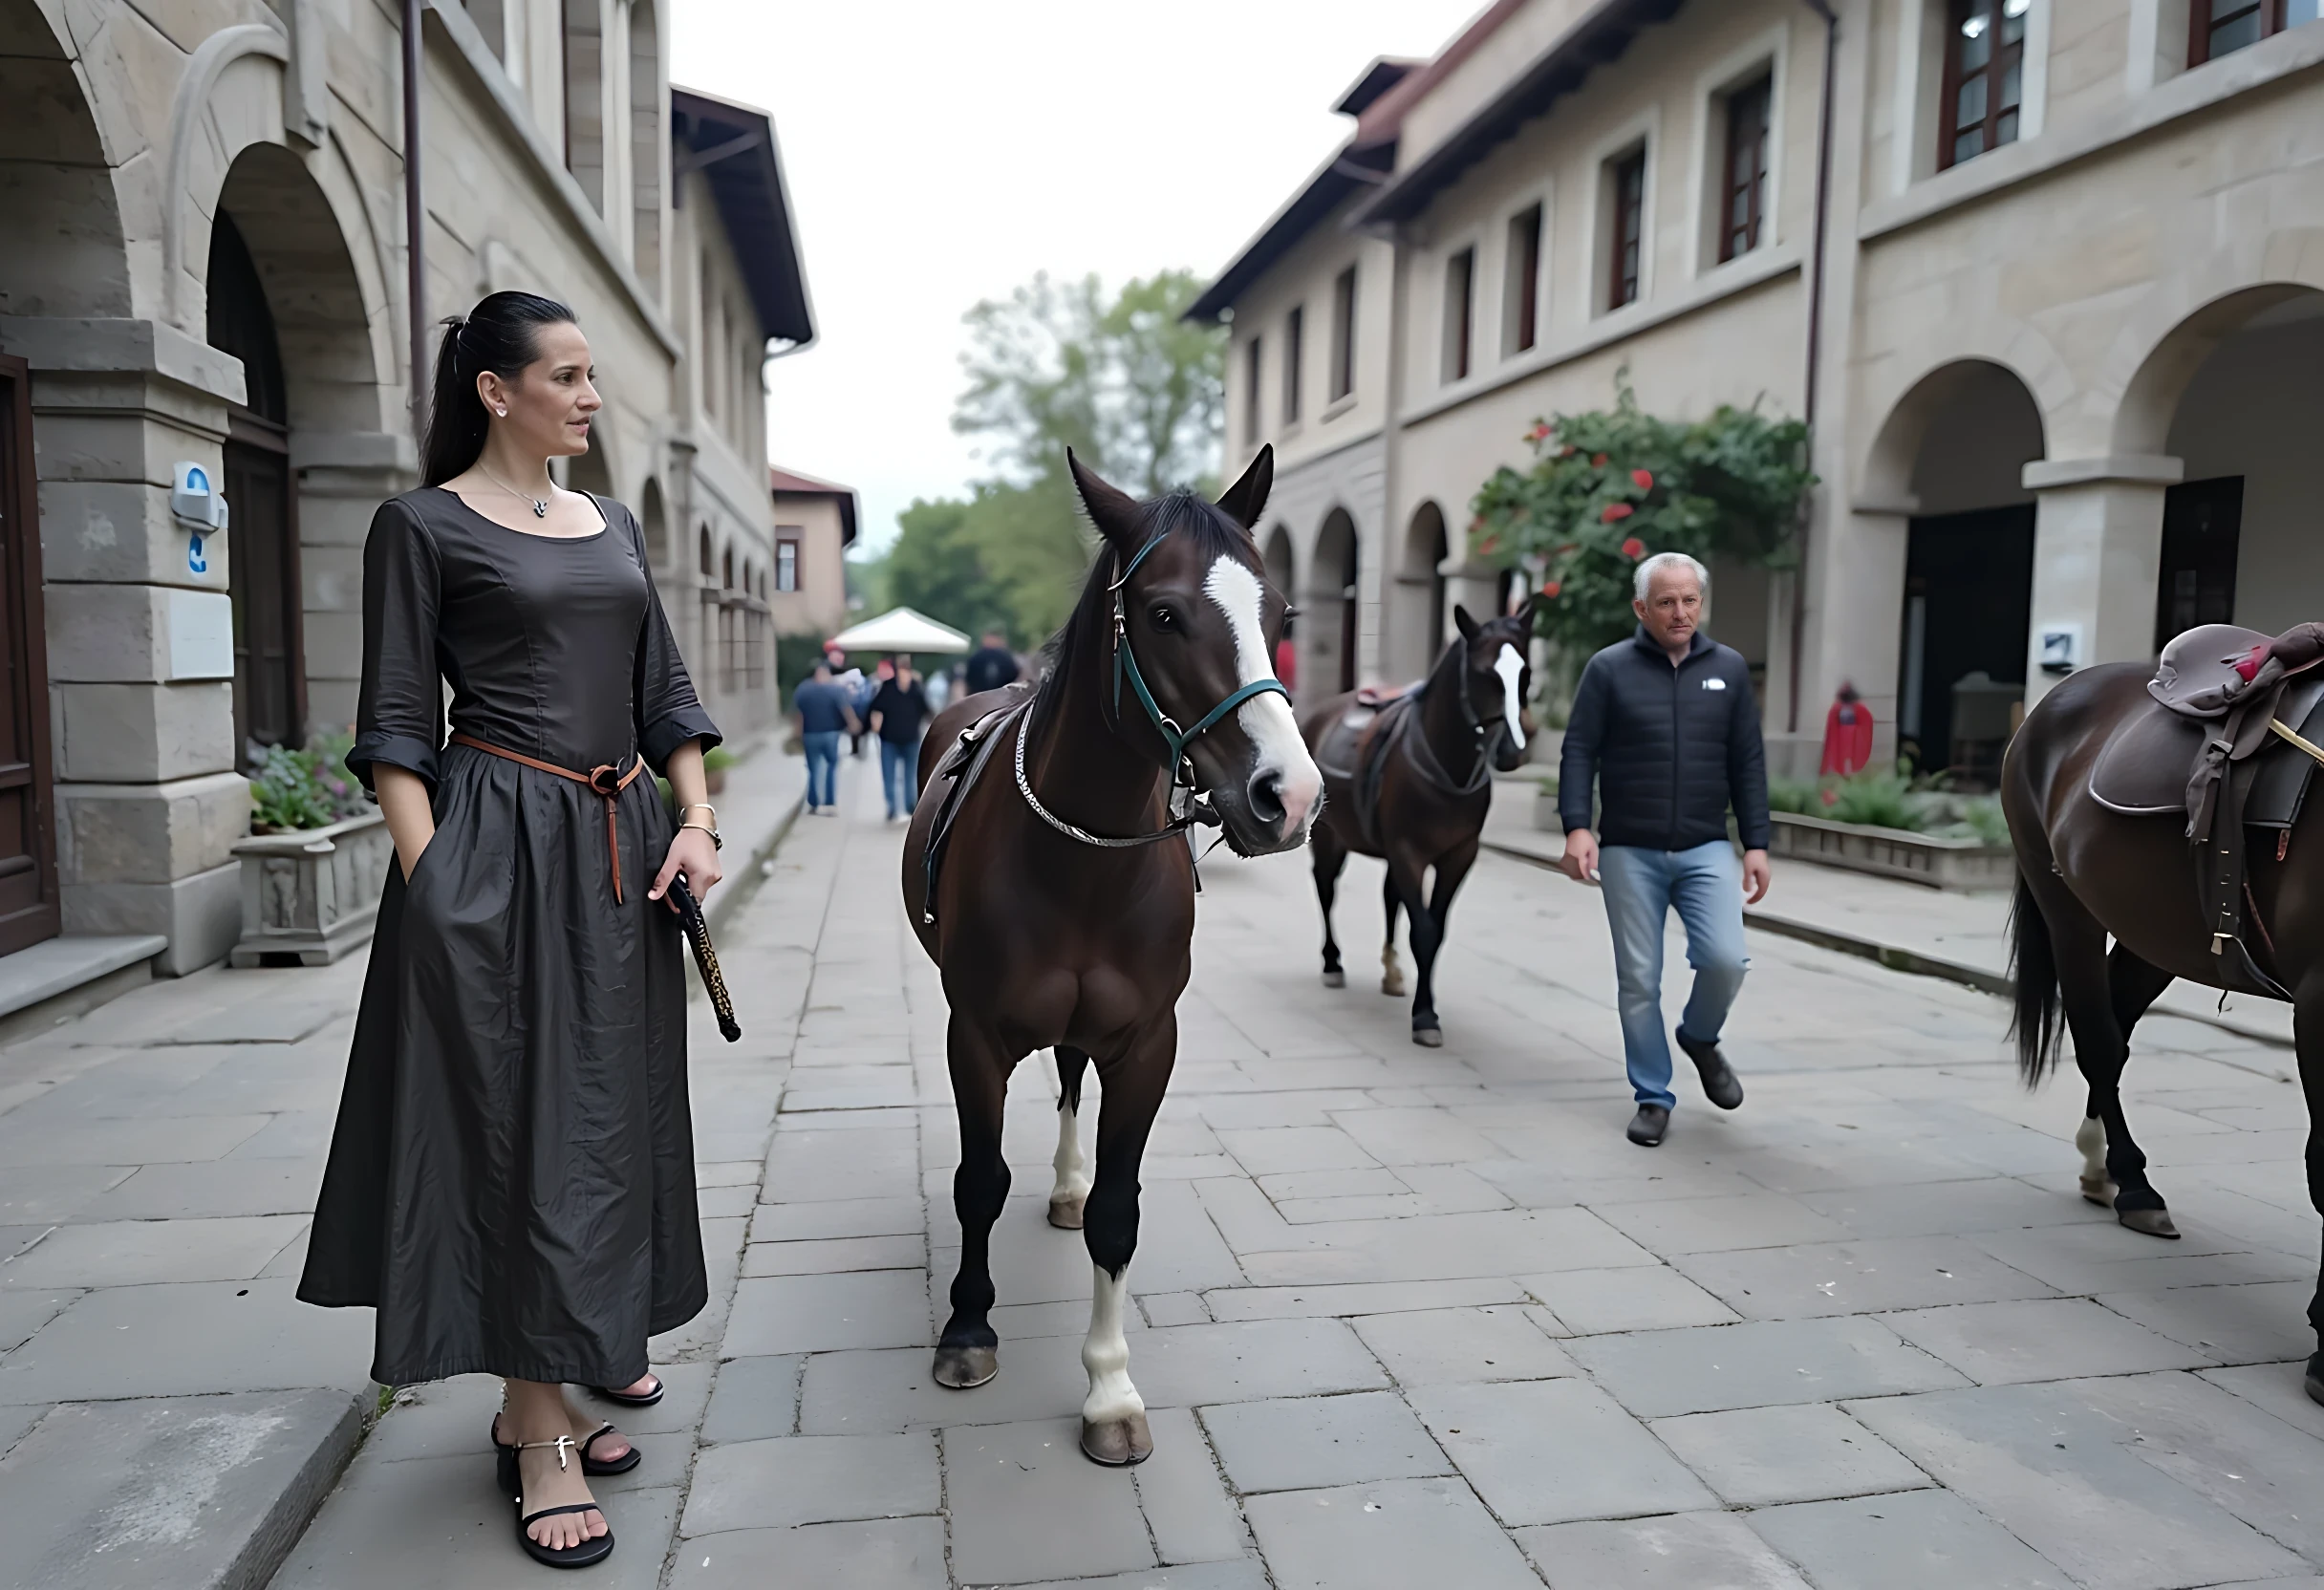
651;824;721;904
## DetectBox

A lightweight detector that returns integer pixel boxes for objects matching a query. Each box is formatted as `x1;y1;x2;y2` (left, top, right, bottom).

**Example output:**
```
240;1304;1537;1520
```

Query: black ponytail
420;290;580;486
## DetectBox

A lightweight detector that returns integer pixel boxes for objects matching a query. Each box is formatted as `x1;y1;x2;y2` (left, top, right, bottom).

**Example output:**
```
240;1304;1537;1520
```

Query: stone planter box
1767;809;2012;892
229;813;395;967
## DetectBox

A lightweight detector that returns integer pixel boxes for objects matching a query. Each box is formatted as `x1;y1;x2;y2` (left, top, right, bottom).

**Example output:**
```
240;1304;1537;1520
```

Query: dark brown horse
2006;651;2324;1406
900;446;1321;1463
1301;600;1538;1044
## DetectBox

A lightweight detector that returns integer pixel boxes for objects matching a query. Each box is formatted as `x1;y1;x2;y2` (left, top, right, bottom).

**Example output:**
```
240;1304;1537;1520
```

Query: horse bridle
1014;527;1292;850
1399;658;1512;799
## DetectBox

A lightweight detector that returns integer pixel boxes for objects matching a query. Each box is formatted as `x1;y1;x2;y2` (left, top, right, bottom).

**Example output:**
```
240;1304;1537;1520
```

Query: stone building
0;0;811;989
1192;0;2324;782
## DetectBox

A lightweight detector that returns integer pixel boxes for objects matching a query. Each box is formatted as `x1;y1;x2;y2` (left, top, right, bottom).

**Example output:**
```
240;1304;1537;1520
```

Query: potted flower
229;732;398;967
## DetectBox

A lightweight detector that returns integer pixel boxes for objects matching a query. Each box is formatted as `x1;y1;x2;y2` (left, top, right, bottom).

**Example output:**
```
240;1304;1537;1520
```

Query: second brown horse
1302;600;1539;1044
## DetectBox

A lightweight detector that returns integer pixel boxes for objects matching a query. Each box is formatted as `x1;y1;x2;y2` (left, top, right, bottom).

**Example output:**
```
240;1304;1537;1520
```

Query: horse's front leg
1385;850;1439;1045
1381;870;1406;997
936;1016;1014;1389
1048;1047;1092;1230
1078;1015;1174;1466
1313;826;1347;987
1409;840;1477;1043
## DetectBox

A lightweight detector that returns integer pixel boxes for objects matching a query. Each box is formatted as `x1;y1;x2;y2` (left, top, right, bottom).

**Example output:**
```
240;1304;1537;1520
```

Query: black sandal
592;1375;663;1408
511;1437;614;1570
493;1417;640;1495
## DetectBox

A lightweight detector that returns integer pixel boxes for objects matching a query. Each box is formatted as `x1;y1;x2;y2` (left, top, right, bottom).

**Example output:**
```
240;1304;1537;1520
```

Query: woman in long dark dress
298;292;722;1569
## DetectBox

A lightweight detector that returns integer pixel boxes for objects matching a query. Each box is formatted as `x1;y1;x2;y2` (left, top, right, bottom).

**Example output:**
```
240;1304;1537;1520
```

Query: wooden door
2155;476;2242;651
225;424;304;754
0;355;60;955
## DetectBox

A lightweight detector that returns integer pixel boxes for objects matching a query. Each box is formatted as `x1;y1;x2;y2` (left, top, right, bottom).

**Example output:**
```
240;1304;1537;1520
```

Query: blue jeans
802;731;841;808
1599;841;1751;1109
880;738;918;818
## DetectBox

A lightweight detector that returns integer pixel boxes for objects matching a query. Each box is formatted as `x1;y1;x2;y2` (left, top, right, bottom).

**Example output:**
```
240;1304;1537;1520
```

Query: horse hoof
2078;1175;2114;1207
932;1345;998;1388
1322;970;1345;989
1412;1027;1444;1048
1081;1411;1153;1467
1047;1195;1086;1230
2305;1355;2324;1407
2117;1206;2181;1239
1381;978;1406;998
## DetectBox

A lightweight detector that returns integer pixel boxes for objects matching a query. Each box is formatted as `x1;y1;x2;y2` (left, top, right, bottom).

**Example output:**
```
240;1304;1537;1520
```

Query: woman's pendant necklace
483;466;549;518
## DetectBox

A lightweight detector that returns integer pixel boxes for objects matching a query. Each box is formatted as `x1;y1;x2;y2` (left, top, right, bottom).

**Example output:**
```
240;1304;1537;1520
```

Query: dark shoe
592;1375;664;1408
1677;1032;1744;1110
1626;1104;1670;1147
493;1417;639;1495
511;1437;613;1570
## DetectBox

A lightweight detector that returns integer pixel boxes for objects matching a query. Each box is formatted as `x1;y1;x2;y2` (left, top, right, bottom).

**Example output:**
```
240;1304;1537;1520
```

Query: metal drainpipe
403;0;427;453
1788;0;1840;738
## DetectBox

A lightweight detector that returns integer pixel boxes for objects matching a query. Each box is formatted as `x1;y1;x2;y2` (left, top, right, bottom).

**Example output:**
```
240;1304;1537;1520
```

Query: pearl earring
496;407;507;417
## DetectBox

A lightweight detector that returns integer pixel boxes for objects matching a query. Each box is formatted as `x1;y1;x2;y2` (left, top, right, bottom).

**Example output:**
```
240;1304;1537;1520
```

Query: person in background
963;628;1020;698
791;657;857;814
924;662;953;717
1559;551;1770;1149
1274;634;1298;694
869;655;932;822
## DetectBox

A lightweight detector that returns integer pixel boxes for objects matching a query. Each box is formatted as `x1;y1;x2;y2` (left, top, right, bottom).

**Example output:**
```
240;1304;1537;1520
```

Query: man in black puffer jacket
1560;552;1771;1148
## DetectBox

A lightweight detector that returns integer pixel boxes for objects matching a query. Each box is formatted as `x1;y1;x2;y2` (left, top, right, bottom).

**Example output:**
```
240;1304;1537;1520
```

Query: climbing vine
1469;375;1815;655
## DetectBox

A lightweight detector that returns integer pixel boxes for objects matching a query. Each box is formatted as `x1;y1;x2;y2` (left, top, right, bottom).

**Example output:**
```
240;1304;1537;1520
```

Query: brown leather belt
449;733;648;903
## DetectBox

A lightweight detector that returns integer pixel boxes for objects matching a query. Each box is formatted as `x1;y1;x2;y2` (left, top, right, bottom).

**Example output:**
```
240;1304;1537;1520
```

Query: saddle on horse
2087;622;2324;996
1314;680;1497;853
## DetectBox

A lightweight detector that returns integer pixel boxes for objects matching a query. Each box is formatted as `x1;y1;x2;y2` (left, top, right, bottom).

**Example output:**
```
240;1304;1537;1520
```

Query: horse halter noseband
1013;526;1291;853
1108;528;1292;787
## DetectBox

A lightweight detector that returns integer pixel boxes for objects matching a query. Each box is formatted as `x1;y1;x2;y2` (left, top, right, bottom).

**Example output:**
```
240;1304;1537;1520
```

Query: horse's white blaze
1494;642;1528;753
1203;555;1322;830
1051;1094;1090;1206
1081;1262;1143;1427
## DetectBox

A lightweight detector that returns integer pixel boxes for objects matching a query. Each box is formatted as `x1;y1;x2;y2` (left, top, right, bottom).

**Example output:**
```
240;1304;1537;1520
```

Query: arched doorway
1261;524;1296;692
208;142;393;740
206;212;301;759
1309;509;1359;696
1392;503;1450;680
1866;360;2045;781
2118;286;2324;643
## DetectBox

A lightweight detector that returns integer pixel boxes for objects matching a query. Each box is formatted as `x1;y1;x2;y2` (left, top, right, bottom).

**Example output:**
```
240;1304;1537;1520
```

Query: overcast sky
669;0;1488;557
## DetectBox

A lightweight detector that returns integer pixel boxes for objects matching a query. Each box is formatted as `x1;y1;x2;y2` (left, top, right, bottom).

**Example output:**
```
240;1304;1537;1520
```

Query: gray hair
1633;550;1709;602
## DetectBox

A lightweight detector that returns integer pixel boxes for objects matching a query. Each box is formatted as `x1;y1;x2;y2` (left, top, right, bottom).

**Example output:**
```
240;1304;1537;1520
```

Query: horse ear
1453;604;1480;643
1067;448;1143;551
1215;444;1274;531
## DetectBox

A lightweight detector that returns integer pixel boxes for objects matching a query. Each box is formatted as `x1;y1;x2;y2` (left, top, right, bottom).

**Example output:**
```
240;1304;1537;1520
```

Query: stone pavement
274;749;2324;1588
9;729;2323;1588
0;741;803;1590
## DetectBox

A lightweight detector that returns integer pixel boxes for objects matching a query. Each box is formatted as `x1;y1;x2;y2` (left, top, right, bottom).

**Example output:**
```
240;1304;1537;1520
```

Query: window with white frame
1243;335;1263;443
1719;74;1774;262
1441;247;1475;383
1282;305;1304;425
1328;267;1357;402
1605;148;1647;310
1940;0;2029;169
1502;204;1543;356
776;532;800;593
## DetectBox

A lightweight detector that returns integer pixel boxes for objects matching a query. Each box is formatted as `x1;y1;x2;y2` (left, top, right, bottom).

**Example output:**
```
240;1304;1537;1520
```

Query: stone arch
2111;280;2324;457
1260;523;1295;594
1855;327;2073;506
1307;507;1359;697
205;139;401;740
1389;501;1450;680
1862;358;2046;780
638;477;670;571
0;0;128;317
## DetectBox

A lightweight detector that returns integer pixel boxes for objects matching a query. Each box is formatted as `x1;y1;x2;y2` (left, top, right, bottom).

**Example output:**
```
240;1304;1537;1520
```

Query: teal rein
1108;530;1291;783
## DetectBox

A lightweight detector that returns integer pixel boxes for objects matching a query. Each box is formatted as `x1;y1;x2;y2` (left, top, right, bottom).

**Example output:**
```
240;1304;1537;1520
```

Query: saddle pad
1315;709;1372;781
2090;674;2324;822
2088;699;2207;816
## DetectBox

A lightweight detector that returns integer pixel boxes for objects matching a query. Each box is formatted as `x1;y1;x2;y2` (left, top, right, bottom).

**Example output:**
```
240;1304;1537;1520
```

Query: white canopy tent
825;607;973;655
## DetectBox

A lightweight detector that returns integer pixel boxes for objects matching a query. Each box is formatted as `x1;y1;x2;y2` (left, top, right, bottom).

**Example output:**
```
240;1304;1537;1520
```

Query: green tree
1470;375;1814;656
882;269;1227;647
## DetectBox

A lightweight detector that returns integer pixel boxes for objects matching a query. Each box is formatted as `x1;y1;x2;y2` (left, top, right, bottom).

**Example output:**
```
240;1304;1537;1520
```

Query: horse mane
1026;489;1260;747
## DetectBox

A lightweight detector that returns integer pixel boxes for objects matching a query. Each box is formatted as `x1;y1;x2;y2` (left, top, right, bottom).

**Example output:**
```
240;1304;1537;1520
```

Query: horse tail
2007;870;2064;1088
